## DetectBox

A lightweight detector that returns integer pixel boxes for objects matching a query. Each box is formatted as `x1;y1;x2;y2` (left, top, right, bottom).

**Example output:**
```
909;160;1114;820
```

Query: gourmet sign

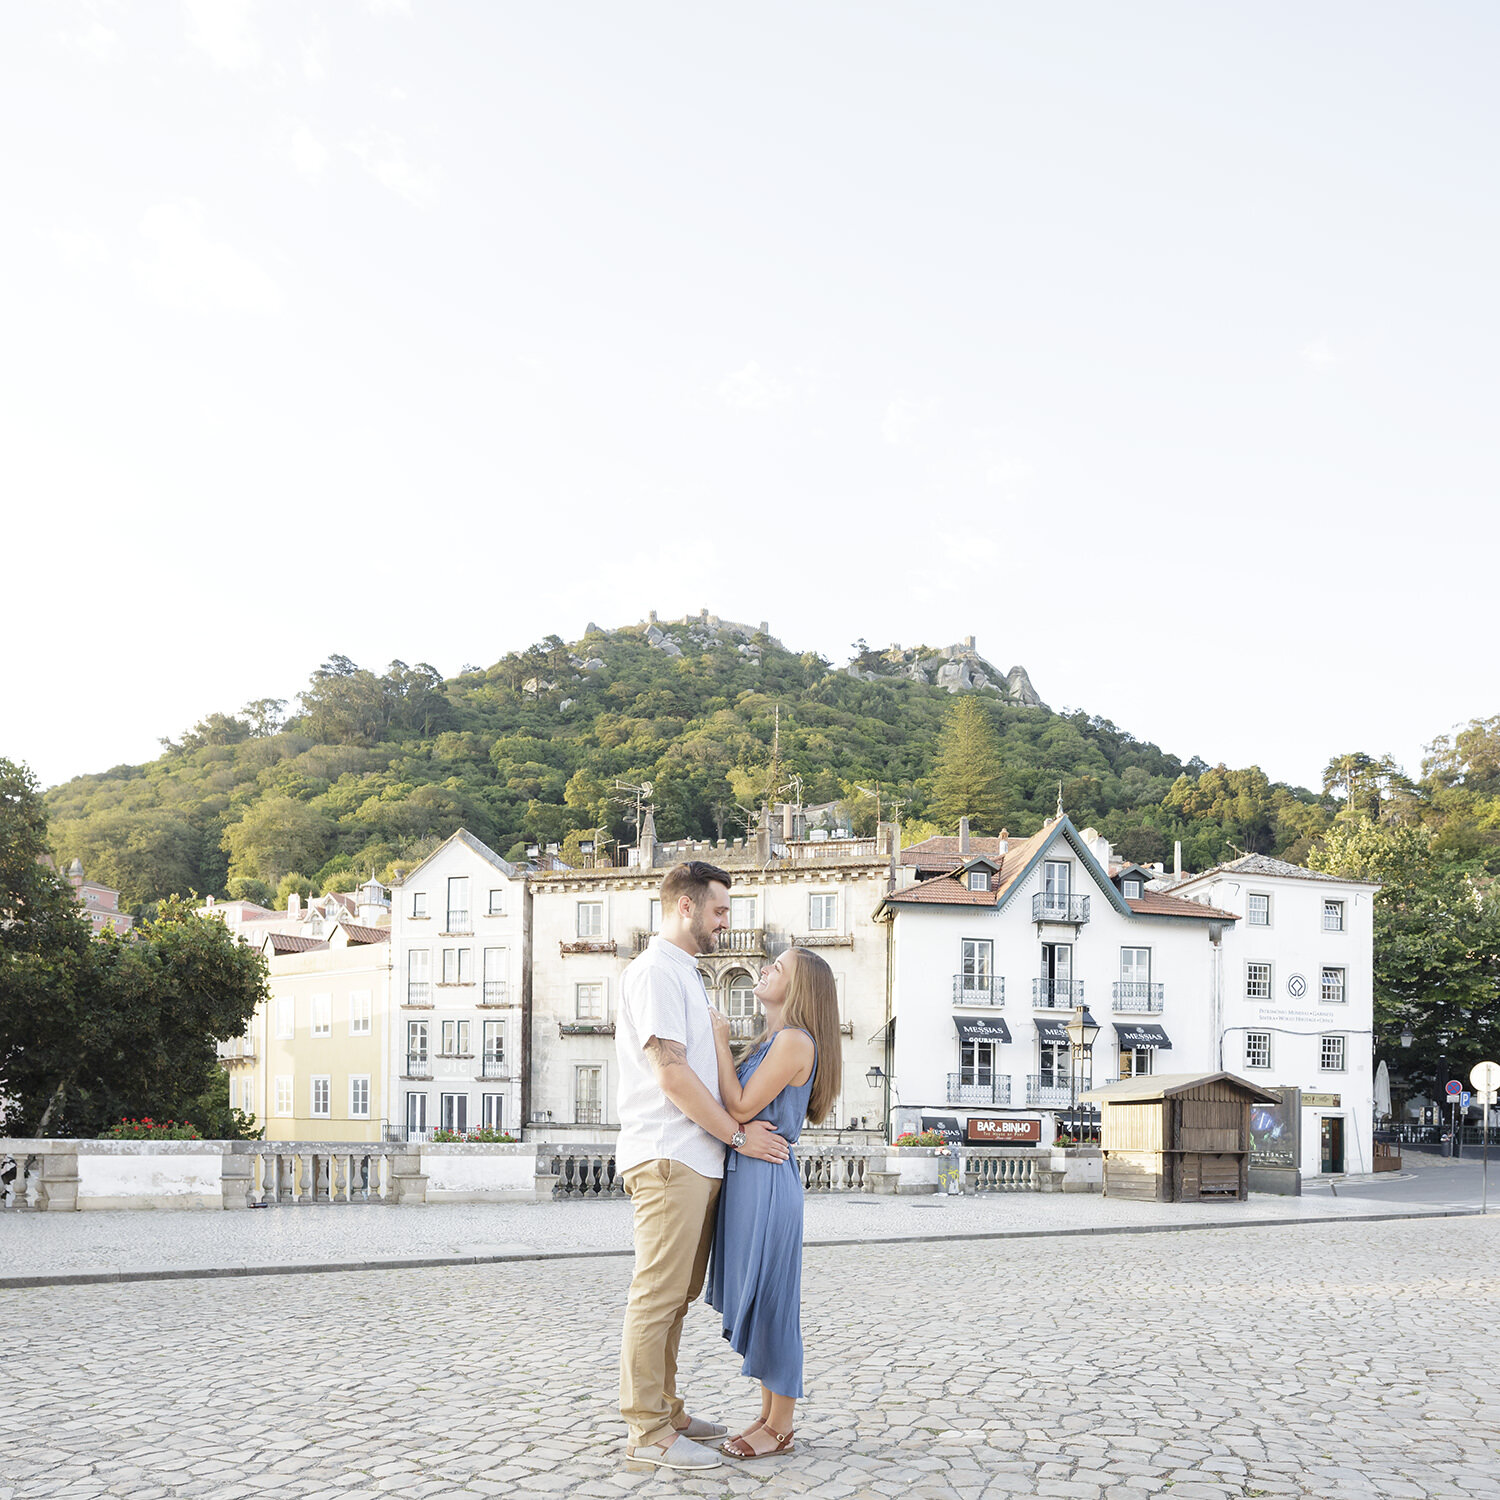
966;1117;1042;1144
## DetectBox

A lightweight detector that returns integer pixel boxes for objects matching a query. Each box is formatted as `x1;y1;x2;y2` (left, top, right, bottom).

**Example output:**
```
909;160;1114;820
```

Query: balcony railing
716;928;767;955
1111;981;1165;1013
481;980;508;1006
1032;893;1090;924
405;982;432;1007
575;1103;603;1126
1026;1075;1086;1108
444;909;471;933
1033;978;1085;1008
728;1015;763;1041
217;1038;256;1060
480;1058;507;1079
405;1053;431;1079
946;1074;1012;1106
560;1019;616;1037
560;937;618;956
952;975;1004;1007
633;929;654;954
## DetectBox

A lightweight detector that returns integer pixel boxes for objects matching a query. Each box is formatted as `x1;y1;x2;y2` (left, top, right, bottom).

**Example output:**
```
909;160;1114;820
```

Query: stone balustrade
1;1138;1102;1209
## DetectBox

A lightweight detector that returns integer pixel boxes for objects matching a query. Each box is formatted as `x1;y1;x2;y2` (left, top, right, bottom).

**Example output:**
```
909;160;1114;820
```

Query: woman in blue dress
706;946;843;1460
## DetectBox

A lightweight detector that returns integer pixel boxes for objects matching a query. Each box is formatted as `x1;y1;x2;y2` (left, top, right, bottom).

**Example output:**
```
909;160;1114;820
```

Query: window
959;1040;994;1085
481;1093;505;1130
576;1066;603;1125
1244;1031;1271;1068
483;1020;505;1073
405;1092;428;1134
576;982;605;1021
276;997;294;1038
442;1019;471;1056
730;895;757;929
1119;1047;1153;1079
349;1076;370;1118
411;891;427;919
577;901;603;938
275;1076;293;1116
1245;962;1272;1000
483;948;507;1004
1043;861;1070;897
311;994;331;1038
407;1020;428;1070
968;869;989;892
310;1076;331;1118
488;888;505;916
648;898;661;933
343;989;371;1036
1120;948;1151;984
446;877;470;930
1122;878;1142;899
809;893;837;931
440;1093;468;1131
1039;943;1072;1001
960;939;993;990
1247;893;1270;926
726;973;758;1025
407;950;430;1003
442;948;471;984
1038;1040;1070;1086
1321;1035;1346;1072
1323;899;1345;932
1321;967;1346;1004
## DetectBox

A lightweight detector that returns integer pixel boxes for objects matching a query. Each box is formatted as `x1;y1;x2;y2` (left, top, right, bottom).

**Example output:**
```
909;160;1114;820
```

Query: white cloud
59;19;119;61
285;121;330;181
348;129;435;205
182;0;260;71
53;227;111;269
133;201;281;315
367;0;411;13
717;361;794;411
985;457;1033;491
881;396;934;446
1301;336;1336;367
300;35;326;83
389;85;408;102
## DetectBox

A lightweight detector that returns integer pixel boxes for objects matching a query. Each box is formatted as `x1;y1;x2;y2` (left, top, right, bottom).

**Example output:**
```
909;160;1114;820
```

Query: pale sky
4;3;1497;794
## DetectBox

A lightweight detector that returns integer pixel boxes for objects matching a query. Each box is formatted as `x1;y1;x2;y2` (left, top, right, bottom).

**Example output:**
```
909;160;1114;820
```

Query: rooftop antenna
612;778;654;842
1056;781;1064;820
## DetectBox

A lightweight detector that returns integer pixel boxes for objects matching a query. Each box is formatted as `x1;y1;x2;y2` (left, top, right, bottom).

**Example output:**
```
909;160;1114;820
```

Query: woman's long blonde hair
781;948;843;1125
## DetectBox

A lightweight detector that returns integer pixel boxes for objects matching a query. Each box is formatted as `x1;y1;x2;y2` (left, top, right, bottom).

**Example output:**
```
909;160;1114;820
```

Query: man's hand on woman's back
737;1119;790;1163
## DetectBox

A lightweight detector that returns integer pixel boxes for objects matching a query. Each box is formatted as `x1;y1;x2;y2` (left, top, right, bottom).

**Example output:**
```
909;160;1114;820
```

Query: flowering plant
429;1127;518;1143
100;1117;203;1140
892;1129;945;1148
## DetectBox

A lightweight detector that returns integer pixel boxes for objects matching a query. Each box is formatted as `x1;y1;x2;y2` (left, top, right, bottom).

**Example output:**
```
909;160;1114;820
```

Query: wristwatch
729;1129;746;1152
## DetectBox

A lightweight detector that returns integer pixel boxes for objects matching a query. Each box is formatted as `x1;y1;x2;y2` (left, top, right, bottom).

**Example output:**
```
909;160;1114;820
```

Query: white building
526;815;898;1139
1166;854;1379;1178
878;818;1376;1178
388;831;528;1139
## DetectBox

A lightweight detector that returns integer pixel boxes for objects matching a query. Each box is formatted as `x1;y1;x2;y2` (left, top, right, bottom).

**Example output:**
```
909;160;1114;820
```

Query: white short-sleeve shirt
614;935;725;1179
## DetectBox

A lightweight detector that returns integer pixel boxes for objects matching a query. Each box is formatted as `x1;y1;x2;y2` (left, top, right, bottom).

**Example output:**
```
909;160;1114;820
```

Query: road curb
0;1204;1483;1291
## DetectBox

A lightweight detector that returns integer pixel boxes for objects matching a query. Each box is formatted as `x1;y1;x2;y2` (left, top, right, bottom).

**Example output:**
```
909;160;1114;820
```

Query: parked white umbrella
1374;1059;1392;1122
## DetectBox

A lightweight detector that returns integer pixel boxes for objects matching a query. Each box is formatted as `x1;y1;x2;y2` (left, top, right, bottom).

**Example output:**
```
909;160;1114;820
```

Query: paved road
4;1214;1499;1499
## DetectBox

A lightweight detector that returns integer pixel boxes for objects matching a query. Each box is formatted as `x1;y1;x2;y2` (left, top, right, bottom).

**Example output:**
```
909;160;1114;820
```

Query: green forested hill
35;617;1497;916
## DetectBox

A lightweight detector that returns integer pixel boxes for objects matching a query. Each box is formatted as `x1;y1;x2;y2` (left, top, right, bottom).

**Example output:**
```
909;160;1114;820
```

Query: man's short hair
659;860;733;910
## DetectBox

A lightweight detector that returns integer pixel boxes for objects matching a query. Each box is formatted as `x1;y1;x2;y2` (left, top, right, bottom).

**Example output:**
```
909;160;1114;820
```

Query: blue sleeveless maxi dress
706;1028;816;1399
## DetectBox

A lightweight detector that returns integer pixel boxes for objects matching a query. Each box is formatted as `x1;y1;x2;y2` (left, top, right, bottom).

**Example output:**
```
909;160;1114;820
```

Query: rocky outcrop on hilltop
845;636;1045;708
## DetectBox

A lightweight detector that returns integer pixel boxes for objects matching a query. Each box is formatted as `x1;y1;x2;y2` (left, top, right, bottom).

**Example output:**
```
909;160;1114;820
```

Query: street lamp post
1063;1005;1101;1143
866;1065;899;1142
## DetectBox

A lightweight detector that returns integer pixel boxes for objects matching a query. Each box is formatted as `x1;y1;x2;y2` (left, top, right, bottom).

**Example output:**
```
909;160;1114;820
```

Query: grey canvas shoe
624;1434;723;1470
677;1416;729;1440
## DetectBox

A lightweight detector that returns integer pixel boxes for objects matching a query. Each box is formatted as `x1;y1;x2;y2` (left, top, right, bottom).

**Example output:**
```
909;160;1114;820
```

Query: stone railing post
36;1148;80;1212
390;1151;428;1205
221;1147;253;1209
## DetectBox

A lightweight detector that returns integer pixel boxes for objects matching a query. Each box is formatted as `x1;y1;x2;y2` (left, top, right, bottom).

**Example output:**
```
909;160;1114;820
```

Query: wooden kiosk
1083;1072;1281;1202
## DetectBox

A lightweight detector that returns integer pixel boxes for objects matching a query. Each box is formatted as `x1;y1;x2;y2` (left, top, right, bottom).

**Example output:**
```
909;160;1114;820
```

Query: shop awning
1114;1021;1172;1050
955;1014;1012;1044
920;1115;964;1145
1036;1017;1071;1044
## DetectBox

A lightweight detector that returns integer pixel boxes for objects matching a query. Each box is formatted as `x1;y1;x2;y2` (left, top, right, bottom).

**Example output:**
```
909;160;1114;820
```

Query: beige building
527;812;899;1140
220;913;393;1142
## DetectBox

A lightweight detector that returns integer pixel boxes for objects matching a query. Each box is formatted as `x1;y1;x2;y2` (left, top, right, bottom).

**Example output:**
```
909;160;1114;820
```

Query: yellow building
227;919;393;1143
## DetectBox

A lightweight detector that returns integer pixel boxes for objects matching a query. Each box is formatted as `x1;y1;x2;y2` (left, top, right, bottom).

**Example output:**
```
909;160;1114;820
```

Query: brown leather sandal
720;1425;794;1460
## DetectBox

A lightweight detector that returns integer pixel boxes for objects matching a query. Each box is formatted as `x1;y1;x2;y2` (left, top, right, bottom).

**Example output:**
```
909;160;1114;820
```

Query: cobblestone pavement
4;1215;1500;1500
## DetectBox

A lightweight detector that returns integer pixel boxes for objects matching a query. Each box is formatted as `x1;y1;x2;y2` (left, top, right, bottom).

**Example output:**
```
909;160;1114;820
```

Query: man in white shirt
617;860;789;1471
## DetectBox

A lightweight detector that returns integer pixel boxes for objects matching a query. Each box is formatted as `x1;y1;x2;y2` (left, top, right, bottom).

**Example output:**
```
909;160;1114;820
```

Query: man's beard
688;909;719;954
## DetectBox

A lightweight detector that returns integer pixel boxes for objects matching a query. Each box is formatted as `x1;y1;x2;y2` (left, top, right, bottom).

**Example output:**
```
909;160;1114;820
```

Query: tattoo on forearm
644;1037;687;1069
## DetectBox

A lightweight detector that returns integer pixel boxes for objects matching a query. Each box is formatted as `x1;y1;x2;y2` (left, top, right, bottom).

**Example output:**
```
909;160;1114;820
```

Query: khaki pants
619;1159;722;1448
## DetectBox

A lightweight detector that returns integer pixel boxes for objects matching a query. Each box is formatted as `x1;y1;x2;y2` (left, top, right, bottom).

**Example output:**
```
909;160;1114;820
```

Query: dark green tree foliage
930;697;1006;831
1;760;268;1136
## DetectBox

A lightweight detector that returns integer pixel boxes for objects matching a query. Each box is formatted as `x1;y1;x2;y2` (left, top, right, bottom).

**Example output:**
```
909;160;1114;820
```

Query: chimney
783;802;796;842
997;827;1009;855
754;804;772;863
1174;841;1183;880
958;816;970;855
288;892;301;915
640;805;658;869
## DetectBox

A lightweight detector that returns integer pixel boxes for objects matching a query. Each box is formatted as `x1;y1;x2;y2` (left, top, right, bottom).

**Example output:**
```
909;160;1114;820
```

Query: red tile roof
1126;892;1238;921
263;932;331;954
340;923;391;945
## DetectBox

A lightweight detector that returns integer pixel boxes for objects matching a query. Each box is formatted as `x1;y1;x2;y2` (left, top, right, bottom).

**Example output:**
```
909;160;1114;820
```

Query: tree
221;796;333;885
929;698;1005;831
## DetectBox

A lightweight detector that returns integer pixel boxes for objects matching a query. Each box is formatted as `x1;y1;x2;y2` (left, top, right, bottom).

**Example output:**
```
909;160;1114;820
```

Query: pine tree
930;698;1005;831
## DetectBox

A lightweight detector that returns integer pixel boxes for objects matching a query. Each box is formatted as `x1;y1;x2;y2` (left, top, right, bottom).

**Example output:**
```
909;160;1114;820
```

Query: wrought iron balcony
481;980;508;1007
1033;978;1085;1008
575;1103;603;1126
405;982;432;1008
633;929;654;954
946;1074;1013;1106
405;1053;431;1079
1026;1075;1085;1108
560;937;618;956
716;927;767;955
1111;981;1165;1012
480;1058;507;1079
443;909;471;933
1032;892;1090;924
952;975;1004;1007
559;1019;616;1037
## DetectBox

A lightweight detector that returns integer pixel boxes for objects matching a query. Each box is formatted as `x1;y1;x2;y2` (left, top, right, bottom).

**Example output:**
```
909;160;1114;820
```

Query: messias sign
967;1117;1041;1144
